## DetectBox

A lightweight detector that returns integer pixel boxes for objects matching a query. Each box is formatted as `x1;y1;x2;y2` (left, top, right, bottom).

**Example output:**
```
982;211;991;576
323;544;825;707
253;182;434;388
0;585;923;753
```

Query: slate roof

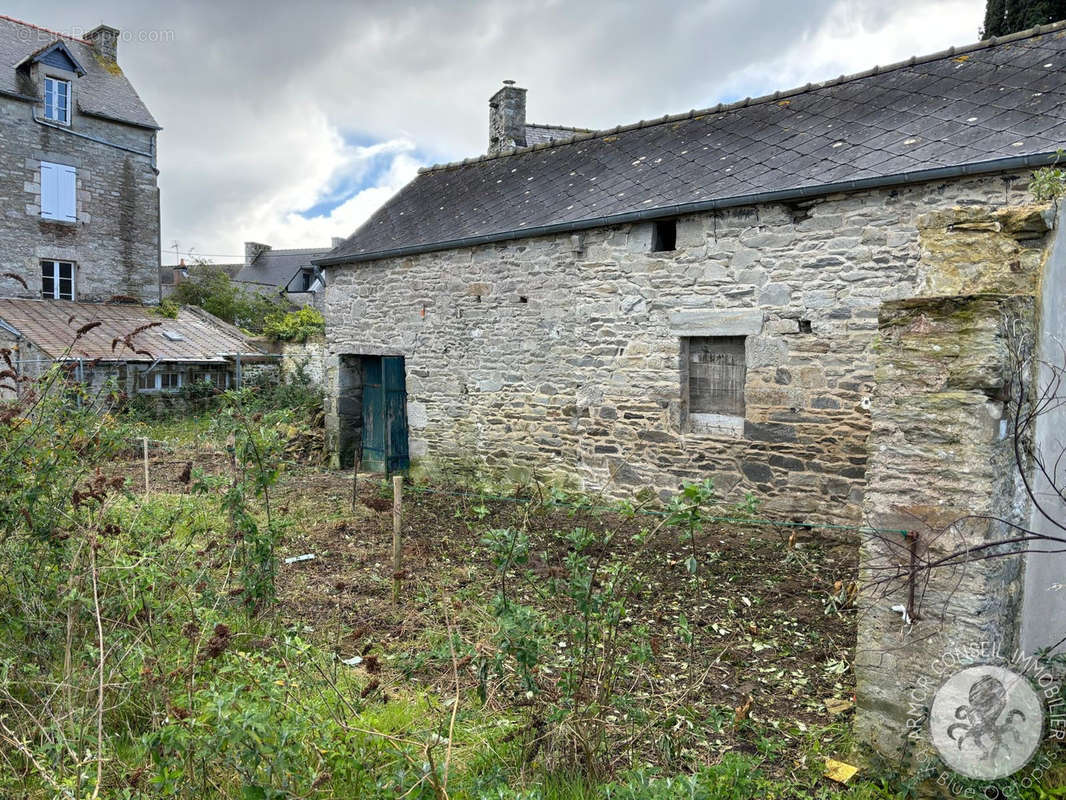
235;248;331;291
0;15;158;129
321;22;1066;266
0;299;263;363
524;123;592;146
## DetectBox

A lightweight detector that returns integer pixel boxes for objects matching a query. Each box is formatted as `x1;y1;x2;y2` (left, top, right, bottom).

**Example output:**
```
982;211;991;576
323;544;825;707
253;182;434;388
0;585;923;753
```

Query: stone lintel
668;309;763;337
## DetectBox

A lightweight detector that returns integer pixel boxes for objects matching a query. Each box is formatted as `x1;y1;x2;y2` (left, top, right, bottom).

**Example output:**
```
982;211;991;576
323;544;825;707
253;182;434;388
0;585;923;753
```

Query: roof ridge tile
0;14;89;43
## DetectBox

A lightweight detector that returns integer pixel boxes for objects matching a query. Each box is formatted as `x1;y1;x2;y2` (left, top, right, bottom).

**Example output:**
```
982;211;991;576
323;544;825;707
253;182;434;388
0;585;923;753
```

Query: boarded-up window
686;336;745;417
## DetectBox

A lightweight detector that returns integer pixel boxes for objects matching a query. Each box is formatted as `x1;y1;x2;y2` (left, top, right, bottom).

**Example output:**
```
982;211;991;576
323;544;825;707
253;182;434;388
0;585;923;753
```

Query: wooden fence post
142;437;150;494
351;458;361;512
392;475;403;605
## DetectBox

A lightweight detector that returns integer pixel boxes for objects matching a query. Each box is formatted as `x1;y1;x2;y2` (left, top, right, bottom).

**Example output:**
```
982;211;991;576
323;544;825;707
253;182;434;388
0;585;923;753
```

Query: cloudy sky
14;0;985;264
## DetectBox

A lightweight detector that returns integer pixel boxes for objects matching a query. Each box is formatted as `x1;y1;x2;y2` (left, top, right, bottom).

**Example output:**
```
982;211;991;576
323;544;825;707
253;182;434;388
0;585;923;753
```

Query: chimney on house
244;242;271;265
172;258;188;285
331;237;345;249
488;80;526;155
86;25;119;62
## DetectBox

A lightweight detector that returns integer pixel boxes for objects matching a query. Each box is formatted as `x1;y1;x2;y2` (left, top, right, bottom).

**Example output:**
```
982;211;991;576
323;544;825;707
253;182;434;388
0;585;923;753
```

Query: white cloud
714;0;985;102
248;145;421;247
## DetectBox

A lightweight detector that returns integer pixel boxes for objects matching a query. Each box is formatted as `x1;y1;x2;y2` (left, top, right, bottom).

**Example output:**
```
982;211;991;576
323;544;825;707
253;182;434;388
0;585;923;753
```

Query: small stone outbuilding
317;23;1066;777
0;298;268;401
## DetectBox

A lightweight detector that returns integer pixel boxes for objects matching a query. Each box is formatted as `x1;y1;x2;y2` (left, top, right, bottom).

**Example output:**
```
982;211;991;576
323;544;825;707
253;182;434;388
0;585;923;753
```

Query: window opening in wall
652;219;677;252
519;295;528;303
684;336;746;434
799;319;813;334
41;260;75;300
44;77;70;124
138;371;182;392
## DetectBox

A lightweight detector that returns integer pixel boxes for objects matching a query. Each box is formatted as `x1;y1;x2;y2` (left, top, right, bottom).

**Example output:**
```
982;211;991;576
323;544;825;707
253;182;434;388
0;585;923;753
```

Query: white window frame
40;161;77;222
41;260;75;300
138;371;183;393
43;77;71;124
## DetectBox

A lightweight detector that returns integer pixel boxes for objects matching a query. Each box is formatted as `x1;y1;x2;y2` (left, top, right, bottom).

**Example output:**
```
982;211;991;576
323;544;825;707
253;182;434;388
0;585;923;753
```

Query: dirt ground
108;436;860;771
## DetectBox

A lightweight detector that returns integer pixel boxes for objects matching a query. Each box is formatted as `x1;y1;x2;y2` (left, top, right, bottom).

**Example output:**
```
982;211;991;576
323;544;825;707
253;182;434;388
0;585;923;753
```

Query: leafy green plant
262;306;325;343
192;398;288;611
171;261;288;333
664;479;716;646
478;506;676;777
154;297;180;318
1031;153;1066;201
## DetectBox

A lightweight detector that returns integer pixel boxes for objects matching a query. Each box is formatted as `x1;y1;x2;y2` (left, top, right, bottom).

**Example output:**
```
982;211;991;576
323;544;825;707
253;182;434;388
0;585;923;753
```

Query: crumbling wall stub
855;200;1057;772
916;204;1055;297
855;295;1036;763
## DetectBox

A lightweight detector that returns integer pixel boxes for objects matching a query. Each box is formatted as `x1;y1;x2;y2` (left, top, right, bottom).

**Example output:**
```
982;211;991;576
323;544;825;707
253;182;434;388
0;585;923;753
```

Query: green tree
983;0;1066;37
171;262;287;333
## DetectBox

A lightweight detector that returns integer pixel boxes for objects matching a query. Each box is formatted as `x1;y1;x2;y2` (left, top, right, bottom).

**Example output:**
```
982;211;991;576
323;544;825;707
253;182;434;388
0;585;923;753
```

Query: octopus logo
930;665;1044;780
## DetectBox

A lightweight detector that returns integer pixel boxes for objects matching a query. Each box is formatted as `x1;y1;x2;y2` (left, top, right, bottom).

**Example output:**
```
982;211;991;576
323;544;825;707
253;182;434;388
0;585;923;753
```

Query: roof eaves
0;316;23;339
316;151;1060;267
416;19;1066;176
77;107;162;131
0;87;34;102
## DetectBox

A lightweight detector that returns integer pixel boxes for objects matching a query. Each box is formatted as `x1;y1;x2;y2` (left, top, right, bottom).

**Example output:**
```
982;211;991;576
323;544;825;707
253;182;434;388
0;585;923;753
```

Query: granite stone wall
280;338;326;387
324;172;1036;522
853;201;1059;767
0;90;159;304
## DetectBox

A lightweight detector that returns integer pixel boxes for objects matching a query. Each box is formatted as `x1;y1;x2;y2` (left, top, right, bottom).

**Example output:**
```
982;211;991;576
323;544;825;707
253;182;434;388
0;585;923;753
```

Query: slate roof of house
0;299;263;363
0;15;158;129
235;248;330;291
524;123;592;146
320;22;1066;266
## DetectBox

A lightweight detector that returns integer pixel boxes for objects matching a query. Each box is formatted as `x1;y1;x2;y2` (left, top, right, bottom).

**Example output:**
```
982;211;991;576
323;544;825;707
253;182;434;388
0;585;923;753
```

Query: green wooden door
360;356;409;473
382;356;410;473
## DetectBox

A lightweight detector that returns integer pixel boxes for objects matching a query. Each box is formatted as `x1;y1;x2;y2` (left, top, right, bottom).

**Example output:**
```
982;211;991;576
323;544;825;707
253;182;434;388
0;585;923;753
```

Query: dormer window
44;77;70;124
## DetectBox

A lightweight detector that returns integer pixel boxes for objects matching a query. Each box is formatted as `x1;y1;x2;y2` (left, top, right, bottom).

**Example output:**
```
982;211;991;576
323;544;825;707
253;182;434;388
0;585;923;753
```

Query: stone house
163;241;339;311
234;240;337;310
0;16;160;304
318;23;1066;770
0;17;260;401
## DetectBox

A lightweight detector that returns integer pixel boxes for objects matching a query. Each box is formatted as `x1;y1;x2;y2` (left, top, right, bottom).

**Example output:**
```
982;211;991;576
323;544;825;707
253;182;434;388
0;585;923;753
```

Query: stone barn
319;22;1066;776
319;25;1063;514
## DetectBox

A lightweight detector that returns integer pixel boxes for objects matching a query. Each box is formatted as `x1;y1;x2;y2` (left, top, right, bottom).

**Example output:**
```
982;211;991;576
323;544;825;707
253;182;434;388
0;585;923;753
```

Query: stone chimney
172;259;187;285
86;25;119;62
489;80;526;155
244;242;271;265
331;237;345;249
